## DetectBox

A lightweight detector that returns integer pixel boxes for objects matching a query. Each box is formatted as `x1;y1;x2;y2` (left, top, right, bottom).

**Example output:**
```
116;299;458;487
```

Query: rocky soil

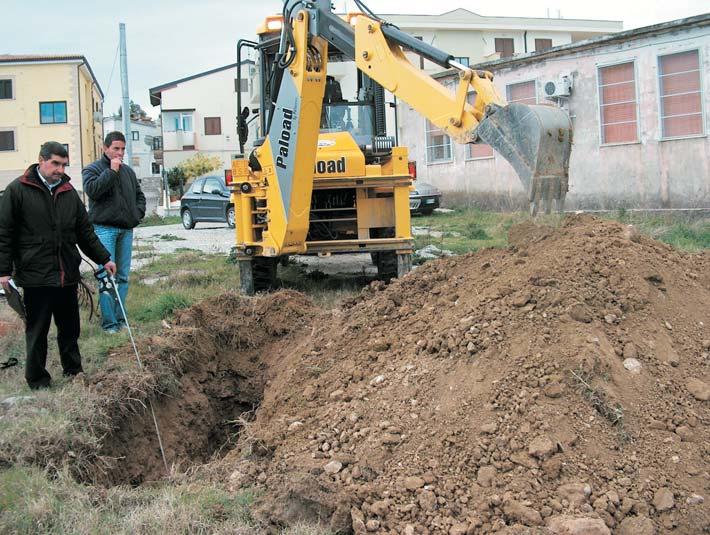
100;215;709;534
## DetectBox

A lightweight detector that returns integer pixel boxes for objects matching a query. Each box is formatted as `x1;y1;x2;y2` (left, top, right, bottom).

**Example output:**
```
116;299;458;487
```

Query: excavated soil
97;215;709;534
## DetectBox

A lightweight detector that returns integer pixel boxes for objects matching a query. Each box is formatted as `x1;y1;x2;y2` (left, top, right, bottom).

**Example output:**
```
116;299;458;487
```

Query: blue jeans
94;225;133;331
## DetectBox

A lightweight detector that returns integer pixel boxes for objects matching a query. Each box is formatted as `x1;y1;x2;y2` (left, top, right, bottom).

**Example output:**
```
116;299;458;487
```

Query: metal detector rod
110;275;169;476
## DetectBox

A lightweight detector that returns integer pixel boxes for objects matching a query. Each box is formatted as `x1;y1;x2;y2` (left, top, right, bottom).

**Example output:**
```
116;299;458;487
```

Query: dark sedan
180;176;235;229
409;182;442;215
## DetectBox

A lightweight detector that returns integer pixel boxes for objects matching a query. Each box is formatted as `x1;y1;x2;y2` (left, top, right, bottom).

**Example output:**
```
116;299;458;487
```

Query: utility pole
119;23;132;165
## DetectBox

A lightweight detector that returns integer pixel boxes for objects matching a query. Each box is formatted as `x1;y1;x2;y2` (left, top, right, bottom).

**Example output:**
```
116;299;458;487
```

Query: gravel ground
132;223;376;274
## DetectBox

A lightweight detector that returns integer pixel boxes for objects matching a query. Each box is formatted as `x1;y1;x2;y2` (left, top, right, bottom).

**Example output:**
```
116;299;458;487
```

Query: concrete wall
399;24;710;210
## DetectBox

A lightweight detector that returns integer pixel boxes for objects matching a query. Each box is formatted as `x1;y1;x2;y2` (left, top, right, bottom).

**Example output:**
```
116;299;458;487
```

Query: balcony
163;131;196;151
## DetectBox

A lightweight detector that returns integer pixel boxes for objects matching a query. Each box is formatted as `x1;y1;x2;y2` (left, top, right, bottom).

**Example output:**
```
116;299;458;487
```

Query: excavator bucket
473;103;572;215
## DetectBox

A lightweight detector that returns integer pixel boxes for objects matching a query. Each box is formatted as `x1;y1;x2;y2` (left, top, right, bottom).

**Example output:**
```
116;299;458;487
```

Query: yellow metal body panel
354;17;505;144
314;132;366;178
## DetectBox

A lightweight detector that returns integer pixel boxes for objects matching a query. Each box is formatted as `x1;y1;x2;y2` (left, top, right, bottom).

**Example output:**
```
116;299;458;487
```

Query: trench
98;346;267;487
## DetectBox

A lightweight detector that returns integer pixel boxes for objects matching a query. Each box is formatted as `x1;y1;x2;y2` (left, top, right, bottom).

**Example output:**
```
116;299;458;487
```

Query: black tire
421;209;434;216
181;208;195;229
253;257;278;292
226;205;235;228
376;251;398;281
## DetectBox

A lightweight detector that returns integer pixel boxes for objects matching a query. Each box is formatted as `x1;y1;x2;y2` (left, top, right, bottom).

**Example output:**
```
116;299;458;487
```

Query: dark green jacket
82;155;146;228
0;165;110;288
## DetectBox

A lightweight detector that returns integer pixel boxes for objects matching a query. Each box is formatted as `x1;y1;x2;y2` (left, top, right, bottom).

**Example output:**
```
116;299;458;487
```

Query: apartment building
382;8;622;70
148;60;255;178
0;55;103;191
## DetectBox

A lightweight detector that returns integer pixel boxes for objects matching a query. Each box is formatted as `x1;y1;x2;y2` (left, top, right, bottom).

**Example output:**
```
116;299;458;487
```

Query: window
204;117;222;135
507;80;537;105
535;39;552;52
658;50;703;138
452;56;469;67
153;136;163;150
151;162;161;174
40;101;67;124
181;114;193;131
187;179;204;194
425;119;452;163
234;78;249;92
202;177;223;194
466;93;494;160
62;144;69;165
0;79;12;99
0;130;15;151
598;61;638;144
131;130;139;141
495;38;514;58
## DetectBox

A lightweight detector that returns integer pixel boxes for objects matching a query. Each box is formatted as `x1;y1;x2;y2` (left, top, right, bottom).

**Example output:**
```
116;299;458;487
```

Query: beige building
0;54;104;191
382;8;623;70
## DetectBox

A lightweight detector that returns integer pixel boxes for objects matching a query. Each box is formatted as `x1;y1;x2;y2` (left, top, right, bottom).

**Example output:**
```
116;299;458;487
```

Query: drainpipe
77;63;85;202
524;31;528;53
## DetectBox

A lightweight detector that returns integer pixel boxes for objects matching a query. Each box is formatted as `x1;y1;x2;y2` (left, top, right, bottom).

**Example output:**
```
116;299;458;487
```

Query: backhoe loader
230;0;572;294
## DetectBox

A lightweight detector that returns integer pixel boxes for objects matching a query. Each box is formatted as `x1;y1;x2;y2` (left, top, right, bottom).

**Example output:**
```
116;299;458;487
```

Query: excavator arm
232;0;572;259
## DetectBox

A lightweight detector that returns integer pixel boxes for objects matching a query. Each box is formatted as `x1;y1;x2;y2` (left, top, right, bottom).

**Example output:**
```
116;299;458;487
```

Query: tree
166;166;187;197
179;153;223;181
116;100;151;121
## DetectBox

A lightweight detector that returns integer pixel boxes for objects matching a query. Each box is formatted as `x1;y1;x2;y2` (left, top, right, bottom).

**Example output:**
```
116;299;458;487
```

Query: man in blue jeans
82;132;146;333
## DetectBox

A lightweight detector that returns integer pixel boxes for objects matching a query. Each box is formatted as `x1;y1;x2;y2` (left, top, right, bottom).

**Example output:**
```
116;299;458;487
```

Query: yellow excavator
230;0;572;294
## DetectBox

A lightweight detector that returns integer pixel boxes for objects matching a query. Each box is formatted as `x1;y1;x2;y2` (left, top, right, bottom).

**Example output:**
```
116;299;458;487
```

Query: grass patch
139;214;181;227
158;234;186;241
604;211;710;252
0;465;257;534
133;292;193;322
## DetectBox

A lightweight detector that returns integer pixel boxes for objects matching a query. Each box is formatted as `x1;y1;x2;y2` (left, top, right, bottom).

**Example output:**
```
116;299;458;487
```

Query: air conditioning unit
543;76;572;98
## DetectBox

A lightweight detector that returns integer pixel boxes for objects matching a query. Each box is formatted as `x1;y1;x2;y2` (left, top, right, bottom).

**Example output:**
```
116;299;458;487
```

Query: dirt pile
214;215;709;534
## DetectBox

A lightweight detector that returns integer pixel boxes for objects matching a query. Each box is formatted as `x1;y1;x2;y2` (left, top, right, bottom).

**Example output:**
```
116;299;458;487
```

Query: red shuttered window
598;62;638;144
659;50;703;138
466;92;494;159
507;80;537;105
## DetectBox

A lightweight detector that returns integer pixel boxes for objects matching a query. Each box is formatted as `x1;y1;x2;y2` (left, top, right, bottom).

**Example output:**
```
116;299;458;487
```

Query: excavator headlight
266;18;283;31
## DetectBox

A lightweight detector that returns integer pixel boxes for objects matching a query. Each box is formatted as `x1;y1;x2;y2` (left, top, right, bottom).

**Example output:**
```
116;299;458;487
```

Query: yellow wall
0;61;103;191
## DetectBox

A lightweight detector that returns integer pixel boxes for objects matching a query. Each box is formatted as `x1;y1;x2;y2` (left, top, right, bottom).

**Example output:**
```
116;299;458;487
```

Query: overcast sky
3;0;707;117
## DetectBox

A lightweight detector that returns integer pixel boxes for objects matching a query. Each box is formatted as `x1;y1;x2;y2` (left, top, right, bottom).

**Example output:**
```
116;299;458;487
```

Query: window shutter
598;62;638;144
466;93;494;159
659;50;703;138
507;81;536;105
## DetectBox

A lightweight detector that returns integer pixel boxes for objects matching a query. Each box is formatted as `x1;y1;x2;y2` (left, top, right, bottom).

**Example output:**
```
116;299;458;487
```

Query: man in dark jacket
82;131;145;333
0;142;116;389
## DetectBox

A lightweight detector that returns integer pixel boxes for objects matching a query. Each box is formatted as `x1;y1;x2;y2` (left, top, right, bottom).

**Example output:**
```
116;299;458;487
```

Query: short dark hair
39;141;69;160
104;131;126;147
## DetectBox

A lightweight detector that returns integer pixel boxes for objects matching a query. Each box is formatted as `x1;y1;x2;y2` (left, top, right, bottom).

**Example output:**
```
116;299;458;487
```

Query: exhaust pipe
474;103;572;215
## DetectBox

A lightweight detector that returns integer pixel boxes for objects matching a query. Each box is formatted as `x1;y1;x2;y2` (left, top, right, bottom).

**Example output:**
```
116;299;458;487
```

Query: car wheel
181;208;195;229
421;209;434;216
226;206;235;228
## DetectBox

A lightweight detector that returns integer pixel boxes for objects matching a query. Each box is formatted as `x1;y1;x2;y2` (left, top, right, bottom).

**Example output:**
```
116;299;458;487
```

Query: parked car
409;182;442;215
180;176;235;229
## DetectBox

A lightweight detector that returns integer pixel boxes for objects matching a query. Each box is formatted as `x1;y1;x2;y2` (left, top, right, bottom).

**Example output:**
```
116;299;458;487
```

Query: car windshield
321;103;375;141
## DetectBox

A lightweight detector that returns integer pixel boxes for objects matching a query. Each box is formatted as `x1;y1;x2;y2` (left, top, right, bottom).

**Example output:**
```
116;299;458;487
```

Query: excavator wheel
253;257;279;293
